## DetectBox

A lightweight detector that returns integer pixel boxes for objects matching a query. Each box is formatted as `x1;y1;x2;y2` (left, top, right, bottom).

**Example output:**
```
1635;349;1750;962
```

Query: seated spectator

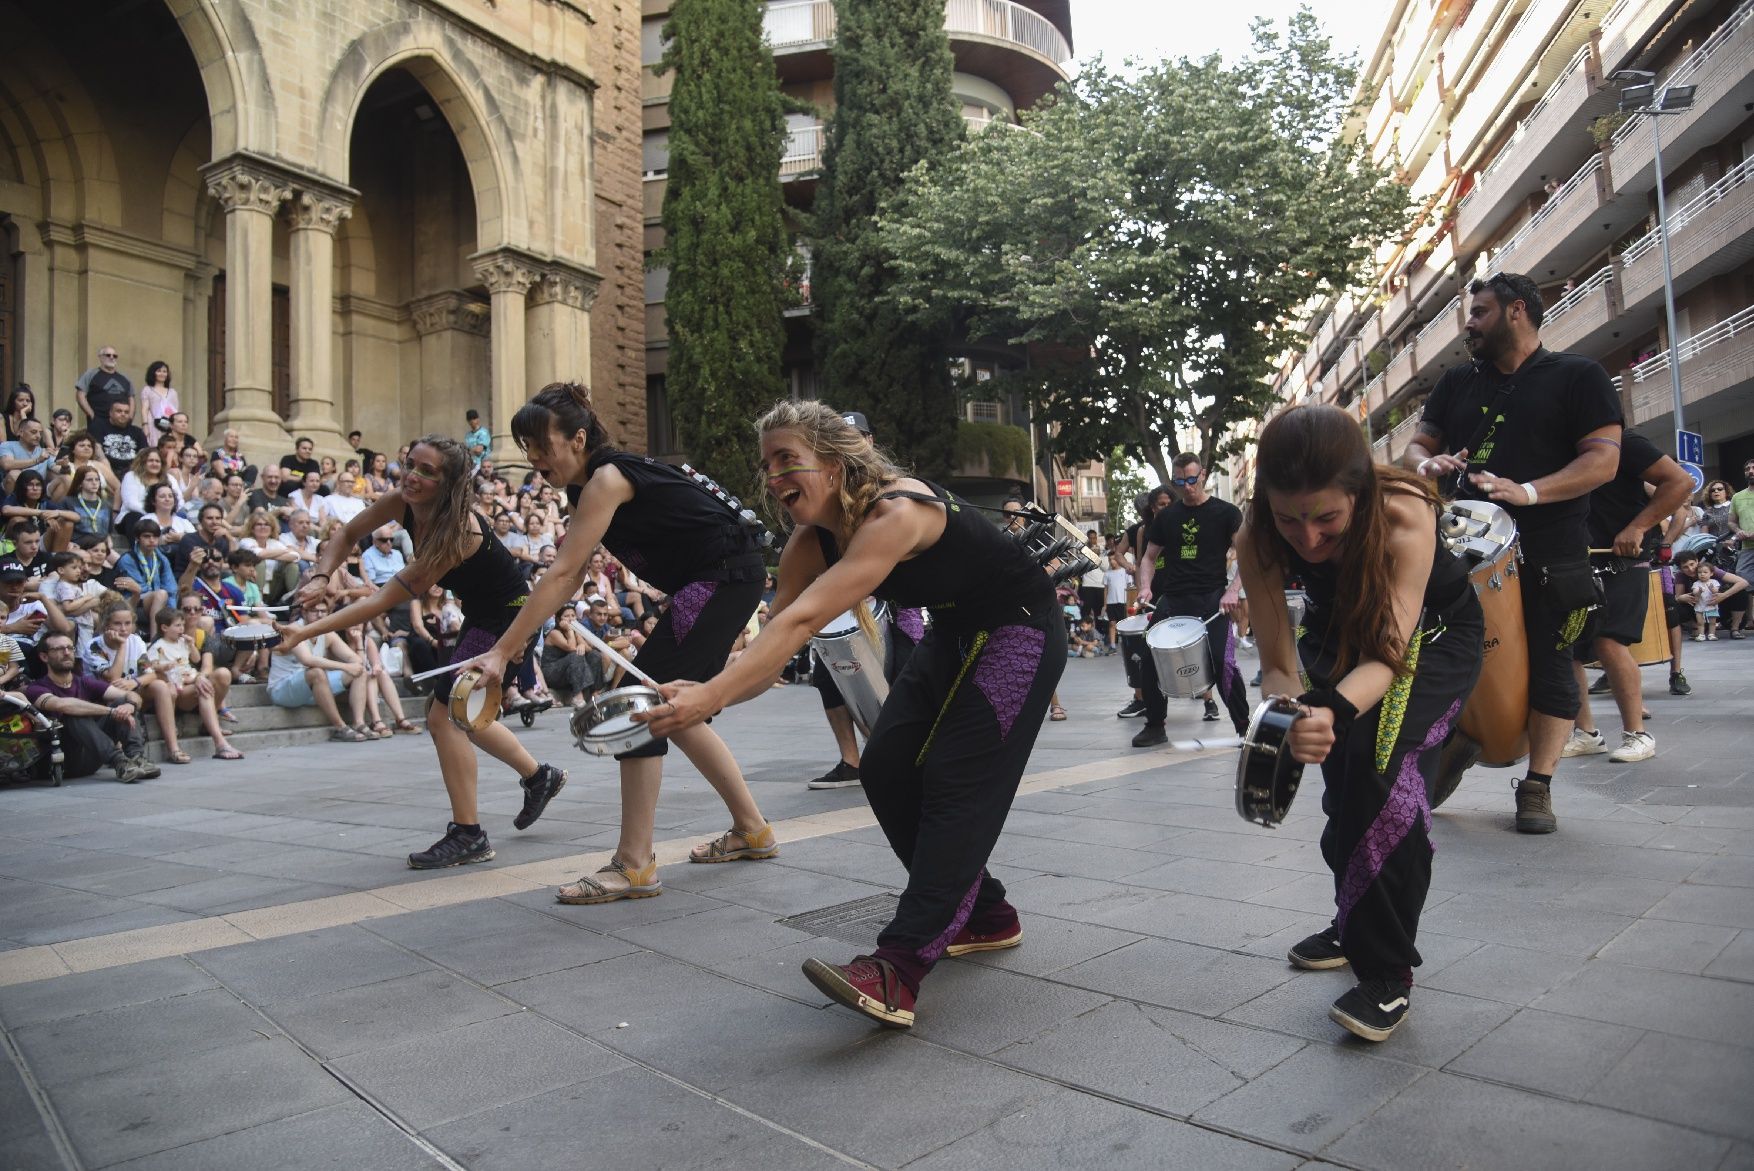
172;504;234;576
0;416;56;484
54;464;113;541
362;451;391;501
164;411;199;452
3;384;33;443
404;583;450;687
2;521;48;581
279;436;320;481
24;630;157;781
92;400;149;480
48;431;119;500
218;472;250;533
143;606;242;762
266;597;372;741
72;534;131;599
287;470;326;521
492;509;535;570
320;469;367;535
342;622;417;737
1068;615;1103;658
542;603;607;707
48;408;73;453
221;549;269;682
360;525;406;587
82;599;152;685
115;520;176;635
170;445;207;505
139;482;194;541
3;470;79;550
39;550;108;651
0;563;48;675
186;554;243;634
245;463;290;518
210;428;249;480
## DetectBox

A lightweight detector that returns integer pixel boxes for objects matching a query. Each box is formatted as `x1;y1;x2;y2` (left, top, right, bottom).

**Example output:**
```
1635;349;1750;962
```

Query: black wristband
1297;687;1360;729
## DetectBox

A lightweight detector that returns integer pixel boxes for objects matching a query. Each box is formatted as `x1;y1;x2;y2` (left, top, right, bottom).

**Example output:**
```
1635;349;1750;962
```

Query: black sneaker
1202;699;1221;722
1251;670;1262;687
408;823;494;870
1131;723;1167;748
514;763;568;830
1669;671;1691;696
1514;778;1556;835
807;760;862;790
1287;923;1349;971
1587;672;1611;695
1116;698;1147;719
1329;978;1411;1042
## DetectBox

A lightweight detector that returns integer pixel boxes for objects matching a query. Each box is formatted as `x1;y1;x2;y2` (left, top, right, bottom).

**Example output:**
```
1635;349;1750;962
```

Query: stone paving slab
0;641;1749;1168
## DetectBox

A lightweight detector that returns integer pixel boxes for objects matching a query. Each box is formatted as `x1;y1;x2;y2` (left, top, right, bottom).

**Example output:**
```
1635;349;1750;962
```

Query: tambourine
570;684;661;756
448;666;502;733
1234;696;1306;829
222;622;281;650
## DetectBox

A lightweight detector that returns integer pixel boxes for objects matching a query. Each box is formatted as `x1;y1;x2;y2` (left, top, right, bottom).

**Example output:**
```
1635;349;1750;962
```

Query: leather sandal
555;855;662;904
688;823;780;863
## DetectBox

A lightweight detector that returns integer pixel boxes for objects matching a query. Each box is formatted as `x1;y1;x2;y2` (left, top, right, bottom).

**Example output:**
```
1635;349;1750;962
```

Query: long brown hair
754;399;906;546
1247;405;1439;676
404;434;475;577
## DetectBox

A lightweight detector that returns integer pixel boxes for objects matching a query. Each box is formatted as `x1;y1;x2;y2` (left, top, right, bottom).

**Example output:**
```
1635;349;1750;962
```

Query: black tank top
405;507;527;617
1287;511;1471;635
814;481;1051;630
567;450;764;592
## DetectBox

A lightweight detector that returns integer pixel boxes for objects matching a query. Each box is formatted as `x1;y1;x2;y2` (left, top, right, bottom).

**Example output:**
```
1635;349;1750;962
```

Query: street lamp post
1613;70;1697;437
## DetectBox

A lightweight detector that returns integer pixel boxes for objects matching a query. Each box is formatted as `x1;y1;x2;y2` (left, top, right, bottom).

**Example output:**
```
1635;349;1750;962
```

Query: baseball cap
841;411;871;435
585;594;607;606
0;563;28;582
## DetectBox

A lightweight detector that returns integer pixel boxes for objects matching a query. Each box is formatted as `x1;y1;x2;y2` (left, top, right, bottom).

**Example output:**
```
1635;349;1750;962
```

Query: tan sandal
688;823;780;864
555;855;662;905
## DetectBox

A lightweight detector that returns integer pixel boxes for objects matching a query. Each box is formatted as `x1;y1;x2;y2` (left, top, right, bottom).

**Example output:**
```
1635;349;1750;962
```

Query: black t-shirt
172;532;232;575
245;486;289;514
1419;348;1622;540
1587;430;1665;555
90;420;148;475
566;451;764;593
83;370;133;419
279;455;321;479
1146;496;1242;597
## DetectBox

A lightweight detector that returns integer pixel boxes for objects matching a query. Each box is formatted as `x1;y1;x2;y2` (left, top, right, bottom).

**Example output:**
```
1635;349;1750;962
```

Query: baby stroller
0;693;65;787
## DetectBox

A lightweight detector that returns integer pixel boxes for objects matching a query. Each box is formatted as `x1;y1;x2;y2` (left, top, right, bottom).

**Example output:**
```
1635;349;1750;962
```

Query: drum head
1116;614;1150;635
465;686;490;723
1147;617;1207;650
224;622;279;647
592;712;642;735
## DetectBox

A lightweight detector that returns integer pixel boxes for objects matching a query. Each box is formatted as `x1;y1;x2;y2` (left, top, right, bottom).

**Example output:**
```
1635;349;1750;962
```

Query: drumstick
227;602;291;612
574;625;662;690
1171;735;1243;751
411;660;477;683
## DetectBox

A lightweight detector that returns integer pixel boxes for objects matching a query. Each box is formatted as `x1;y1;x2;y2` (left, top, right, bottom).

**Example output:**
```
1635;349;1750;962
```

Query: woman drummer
469;383;778;906
274;434;568;870
640;400;1065;1029
1235;404;1483;1043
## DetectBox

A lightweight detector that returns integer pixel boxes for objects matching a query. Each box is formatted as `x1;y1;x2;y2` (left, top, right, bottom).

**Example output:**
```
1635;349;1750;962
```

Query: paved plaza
1;639;1750;1170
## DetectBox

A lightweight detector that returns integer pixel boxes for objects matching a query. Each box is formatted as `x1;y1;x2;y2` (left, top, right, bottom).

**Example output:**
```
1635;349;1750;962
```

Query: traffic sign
1679;460;1705;495
1677;429;1704;466
1055;479;1074;497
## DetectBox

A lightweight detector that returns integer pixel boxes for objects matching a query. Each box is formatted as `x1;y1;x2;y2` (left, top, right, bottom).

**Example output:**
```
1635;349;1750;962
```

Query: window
644;266;670;305
640;20;668;66
1080;476;1102;497
646;375;676;456
643;131;669;177
968;401;1001;424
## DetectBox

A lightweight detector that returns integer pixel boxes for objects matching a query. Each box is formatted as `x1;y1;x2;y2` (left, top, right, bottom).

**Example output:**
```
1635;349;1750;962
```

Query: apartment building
1253;0;1754;490
640;0;1107;522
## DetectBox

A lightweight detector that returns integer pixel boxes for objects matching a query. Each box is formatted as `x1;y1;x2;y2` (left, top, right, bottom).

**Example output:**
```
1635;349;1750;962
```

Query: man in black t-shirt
89;400;148;477
1405;272;1622;835
1562;432;1692;764
74;345;133;422
278;436;320;480
245;463;292;520
1116;486;1171;719
1133;454;1248;745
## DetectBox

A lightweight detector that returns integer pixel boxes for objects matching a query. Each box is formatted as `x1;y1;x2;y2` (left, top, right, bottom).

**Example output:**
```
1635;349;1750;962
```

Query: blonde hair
754;400;906;546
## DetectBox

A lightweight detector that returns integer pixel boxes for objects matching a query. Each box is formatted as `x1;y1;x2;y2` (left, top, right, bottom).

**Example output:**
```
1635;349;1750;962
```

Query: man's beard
1466;317;1513;362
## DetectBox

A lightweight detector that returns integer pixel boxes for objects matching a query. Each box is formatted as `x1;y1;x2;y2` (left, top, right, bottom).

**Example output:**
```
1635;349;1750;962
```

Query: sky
1068;0;1391;75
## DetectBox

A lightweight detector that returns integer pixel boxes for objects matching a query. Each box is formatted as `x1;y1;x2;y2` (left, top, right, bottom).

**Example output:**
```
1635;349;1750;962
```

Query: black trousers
61;713;146;778
1303;593;1483;983
862;610;1065;991
1141;590;1249;733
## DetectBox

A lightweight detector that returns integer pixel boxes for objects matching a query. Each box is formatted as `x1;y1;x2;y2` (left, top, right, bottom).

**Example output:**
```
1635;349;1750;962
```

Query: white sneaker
1239;636;1255;649
1608;730;1656;763
1560;727;1607;758
1694;634;1705;642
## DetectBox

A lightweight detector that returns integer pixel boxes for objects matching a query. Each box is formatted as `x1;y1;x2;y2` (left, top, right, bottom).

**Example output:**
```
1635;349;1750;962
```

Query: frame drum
222;622;281;650
1147;616;1212;699
448;667;502;734
1116;614;1150;689
571;685;661;756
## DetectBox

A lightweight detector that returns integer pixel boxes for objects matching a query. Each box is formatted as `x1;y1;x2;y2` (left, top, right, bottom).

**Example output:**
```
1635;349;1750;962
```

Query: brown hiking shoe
1515;778;1556;835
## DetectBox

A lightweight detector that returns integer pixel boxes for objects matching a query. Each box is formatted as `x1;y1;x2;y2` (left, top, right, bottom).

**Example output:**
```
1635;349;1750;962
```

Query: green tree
811;0;964;477
657;0;791;485
878;10;1412;482
1105;450;1150;535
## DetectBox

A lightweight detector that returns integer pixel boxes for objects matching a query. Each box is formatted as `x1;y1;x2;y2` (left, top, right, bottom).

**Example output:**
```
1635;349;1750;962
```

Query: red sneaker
802;955;916;1028
945;920;1024;957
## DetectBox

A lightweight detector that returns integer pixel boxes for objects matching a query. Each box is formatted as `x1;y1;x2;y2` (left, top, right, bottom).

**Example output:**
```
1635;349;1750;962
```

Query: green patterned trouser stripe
1374;628;1425;776
915;631;988;767
1556;606;1590;650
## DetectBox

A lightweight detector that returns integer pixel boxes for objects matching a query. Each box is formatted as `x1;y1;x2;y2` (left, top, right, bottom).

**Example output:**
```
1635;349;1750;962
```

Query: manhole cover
778;893;900;947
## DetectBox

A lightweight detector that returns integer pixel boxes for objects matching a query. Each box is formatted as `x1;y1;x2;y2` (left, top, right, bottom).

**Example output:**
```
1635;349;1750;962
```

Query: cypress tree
811;0;964;477
658;0;791;486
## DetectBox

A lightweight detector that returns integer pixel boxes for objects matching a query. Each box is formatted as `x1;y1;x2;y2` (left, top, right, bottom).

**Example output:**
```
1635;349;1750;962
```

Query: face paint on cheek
764;465;824;485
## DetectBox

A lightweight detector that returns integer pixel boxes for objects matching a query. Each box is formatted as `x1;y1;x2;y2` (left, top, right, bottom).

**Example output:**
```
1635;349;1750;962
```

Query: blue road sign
1677;429;1704;466
1680;460;1705;495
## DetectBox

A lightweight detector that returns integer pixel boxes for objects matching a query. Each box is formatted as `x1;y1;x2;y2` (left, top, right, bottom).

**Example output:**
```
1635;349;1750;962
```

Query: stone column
202;158;292;457
471;250;541;464
286;188;355;461
410;291;491;441
526;262;602;392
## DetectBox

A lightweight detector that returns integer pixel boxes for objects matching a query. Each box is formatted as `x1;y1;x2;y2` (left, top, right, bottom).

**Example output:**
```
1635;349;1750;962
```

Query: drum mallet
575;626;663;690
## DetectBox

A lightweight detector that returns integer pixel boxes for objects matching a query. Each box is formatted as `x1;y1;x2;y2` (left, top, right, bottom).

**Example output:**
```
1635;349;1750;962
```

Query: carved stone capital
204;160;292;215
288;190;355;233
472;252;542;298
410;291;491;337
531;263;604;310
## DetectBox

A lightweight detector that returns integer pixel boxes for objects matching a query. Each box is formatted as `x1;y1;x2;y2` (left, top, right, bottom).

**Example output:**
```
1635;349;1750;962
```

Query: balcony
1598;0;1687;76
1381;279;1419;336
1454;42;1615;253
1398;71;1448;175
1625;302;1754;432
1406;231;1459;310
1491;152;1620;282
1448;0;1574;162
1442;0;1516;95
1610;1;1754;200
1540;264;1619;355
1412;294;1467;382
780;122;824;181
1618;156;1754;316
764;0;837;53
1337;336;1364;390
1383;340;1419;407
1380;415;1425;465
1363;372;1388;417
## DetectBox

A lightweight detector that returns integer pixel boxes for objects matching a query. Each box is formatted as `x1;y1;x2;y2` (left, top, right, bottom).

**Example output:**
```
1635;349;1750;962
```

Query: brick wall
588;0;650;453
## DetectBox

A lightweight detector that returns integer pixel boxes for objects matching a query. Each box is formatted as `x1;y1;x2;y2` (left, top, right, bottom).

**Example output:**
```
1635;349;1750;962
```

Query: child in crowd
1687;561;1723;641
1069;615;1104;658
144;606;242;762
39;551;108;651
116;520;175;634
222;548;268;682
83;600;148;684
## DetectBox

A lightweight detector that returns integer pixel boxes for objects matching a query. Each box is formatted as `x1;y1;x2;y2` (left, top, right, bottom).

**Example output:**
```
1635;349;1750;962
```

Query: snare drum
1441;500;1529;769
448;666;502;734
222;622;280;650
1116;614;1150;689
1147;616;1212;699
571;685;662;756
811;602;891;736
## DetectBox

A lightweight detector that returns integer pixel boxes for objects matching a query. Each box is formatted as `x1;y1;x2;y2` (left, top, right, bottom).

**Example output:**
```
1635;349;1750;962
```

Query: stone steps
137;678;437;762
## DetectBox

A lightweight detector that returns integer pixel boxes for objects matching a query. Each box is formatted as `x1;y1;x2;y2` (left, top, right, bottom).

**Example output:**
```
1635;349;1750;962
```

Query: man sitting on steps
24;630;161;782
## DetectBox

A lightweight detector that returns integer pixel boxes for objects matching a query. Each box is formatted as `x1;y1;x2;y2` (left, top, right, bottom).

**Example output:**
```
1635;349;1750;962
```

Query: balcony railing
1611;0;1754;151
1384;415;1424;464
780;123;824;179
1544;263;1613;324
1626;301;1754;425
1495;152;1603;268
1474;43;1590;191
764;0;1071;62
1600;0;1680;75
1628;303;1754;384
1541;264;1616;353
1417;294;1463;344
1448;0;1572;158
1621;156;1754;267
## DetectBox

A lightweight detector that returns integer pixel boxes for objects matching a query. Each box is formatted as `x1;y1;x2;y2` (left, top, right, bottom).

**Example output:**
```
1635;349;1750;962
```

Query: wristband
1520;482;1539;505
305;571;330;582
1297;687;1360;730
1416;458;1434;477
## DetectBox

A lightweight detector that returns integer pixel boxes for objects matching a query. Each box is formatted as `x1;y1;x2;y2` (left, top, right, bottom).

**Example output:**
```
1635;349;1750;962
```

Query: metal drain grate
778;893;901;947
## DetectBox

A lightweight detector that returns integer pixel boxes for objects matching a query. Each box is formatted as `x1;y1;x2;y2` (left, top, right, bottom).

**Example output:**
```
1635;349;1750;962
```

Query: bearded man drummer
1403;272;1622;835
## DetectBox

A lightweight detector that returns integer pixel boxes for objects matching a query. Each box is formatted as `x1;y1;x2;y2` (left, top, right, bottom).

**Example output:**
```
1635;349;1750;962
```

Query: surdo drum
1438;500;1529;769
1146;616;1213;699
448;667;502;734
570;685;663;756
1116;614;1150;689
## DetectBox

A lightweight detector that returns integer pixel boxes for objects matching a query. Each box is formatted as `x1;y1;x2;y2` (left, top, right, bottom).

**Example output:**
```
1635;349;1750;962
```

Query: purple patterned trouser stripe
451;627;498;662
1218;614;1238;693
971;625;1045;741
669;581;717;644
894;607;926;644
1336;698;1461;935
916;871;985;964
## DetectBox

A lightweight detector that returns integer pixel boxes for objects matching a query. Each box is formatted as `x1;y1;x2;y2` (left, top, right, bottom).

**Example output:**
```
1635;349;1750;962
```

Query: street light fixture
1613;69;1696;437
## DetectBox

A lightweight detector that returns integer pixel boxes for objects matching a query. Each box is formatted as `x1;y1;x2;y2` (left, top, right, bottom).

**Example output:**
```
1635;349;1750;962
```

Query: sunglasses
1170;474;1201;486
